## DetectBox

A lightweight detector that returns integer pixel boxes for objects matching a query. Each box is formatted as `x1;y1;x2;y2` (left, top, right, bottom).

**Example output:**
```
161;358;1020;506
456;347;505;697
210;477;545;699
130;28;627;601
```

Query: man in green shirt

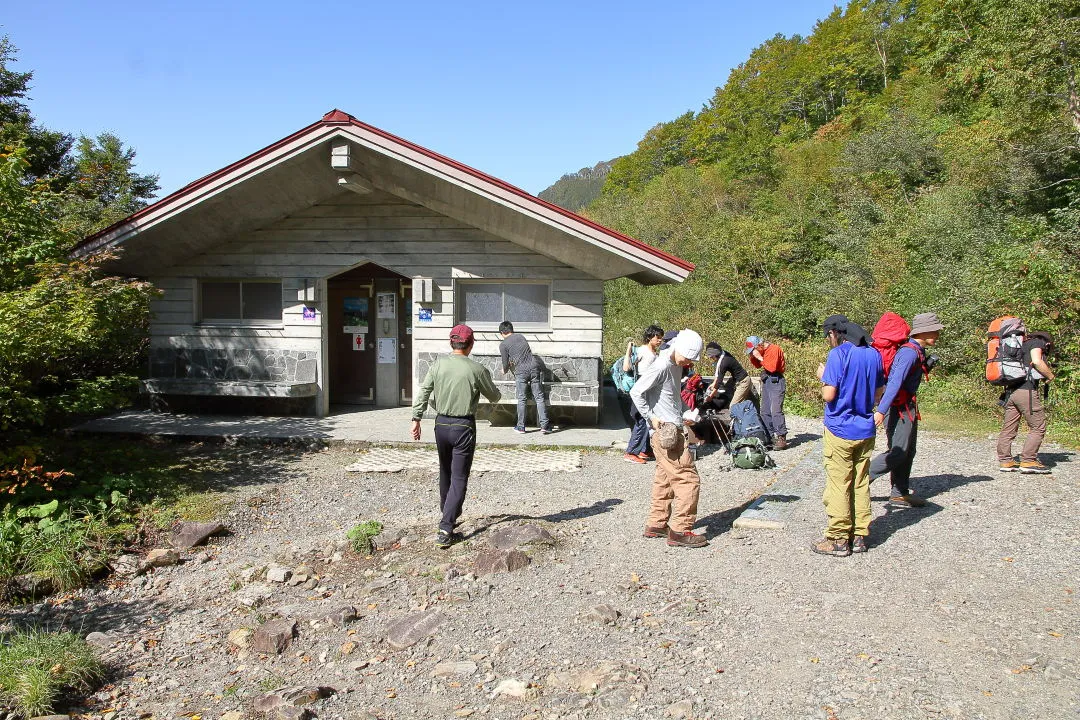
411;324;502;548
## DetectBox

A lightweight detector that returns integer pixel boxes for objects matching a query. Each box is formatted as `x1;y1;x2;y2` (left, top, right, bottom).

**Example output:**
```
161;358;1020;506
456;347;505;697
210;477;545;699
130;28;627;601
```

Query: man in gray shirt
499;321;556;434
630;329;707;548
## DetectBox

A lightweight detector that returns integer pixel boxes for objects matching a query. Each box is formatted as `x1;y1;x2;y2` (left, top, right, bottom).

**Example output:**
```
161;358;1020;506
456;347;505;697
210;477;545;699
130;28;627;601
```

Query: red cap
449;324;474;343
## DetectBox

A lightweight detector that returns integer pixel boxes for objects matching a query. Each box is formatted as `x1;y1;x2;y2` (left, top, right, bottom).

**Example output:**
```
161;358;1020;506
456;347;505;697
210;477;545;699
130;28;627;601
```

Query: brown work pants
997;387;1046;463
647;430;701;533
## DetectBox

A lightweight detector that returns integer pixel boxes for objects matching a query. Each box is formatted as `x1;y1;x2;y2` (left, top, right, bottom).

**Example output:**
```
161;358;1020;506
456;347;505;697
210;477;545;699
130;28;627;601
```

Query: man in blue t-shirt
811;315;885;557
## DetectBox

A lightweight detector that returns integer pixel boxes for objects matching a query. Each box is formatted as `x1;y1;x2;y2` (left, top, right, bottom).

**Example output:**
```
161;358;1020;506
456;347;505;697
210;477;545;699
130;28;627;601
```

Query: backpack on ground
730;400;771;445
610;348;637;394
730;436;775;470
986;316;1043;386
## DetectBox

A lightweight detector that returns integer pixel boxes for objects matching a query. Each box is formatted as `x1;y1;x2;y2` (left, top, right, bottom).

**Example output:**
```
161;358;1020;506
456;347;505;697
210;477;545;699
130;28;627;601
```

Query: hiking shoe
540;425;560;435
666;530;709;548
643;525;667;538
1019;461;1052;474
810;537;851;557
773;435;789;450
639;451;654;460
852;536;868;553
435;530;463;549
999;459;1020;472
623;453;646;464
513;426;527;434
889;494;928;508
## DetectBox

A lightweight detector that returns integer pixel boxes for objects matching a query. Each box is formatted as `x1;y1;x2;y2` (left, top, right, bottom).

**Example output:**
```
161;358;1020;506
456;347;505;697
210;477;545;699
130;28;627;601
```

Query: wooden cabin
73;110;693;424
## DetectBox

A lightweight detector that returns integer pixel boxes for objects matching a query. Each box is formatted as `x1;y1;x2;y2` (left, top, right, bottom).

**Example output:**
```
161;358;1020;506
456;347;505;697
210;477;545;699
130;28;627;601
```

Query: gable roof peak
322;109;353;123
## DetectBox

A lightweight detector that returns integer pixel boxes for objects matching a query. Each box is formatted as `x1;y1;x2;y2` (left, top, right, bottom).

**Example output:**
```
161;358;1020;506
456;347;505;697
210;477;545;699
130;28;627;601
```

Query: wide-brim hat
910;312;944;335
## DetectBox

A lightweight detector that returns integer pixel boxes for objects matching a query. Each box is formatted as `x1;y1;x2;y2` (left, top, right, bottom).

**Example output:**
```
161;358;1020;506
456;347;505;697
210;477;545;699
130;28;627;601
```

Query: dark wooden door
398;280;413;404
329;282;375;404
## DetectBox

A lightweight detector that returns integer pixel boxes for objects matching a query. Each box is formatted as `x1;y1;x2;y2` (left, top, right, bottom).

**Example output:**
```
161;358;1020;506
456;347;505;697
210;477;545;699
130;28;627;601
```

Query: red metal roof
76;110;695;275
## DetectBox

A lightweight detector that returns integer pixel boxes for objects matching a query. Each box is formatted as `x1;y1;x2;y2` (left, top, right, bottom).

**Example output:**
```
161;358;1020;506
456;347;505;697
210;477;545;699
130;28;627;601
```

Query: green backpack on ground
731;437;775;470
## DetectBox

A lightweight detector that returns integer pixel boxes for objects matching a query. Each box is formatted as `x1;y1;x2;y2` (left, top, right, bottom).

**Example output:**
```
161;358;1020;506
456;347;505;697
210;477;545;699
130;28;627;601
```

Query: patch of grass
346;520;384;554
257;673;285;691
0;628;105;717
146;490;229;530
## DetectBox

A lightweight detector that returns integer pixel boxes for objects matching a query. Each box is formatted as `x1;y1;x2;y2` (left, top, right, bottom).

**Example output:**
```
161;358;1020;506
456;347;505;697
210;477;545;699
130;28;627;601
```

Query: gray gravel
5;416;1078;719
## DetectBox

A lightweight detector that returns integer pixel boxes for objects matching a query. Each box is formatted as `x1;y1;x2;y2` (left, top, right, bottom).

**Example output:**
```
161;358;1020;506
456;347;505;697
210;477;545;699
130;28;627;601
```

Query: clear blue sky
5;1;839;198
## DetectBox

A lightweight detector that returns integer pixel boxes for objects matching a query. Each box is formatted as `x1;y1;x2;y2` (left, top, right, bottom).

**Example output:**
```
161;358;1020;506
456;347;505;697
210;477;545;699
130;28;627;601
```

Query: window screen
457;281;550;330
201;281;282;324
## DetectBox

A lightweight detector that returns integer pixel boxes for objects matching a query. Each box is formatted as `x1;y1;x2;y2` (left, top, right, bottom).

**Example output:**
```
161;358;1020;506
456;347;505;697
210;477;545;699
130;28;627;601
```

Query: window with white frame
199;280;282;325
455;280;551;331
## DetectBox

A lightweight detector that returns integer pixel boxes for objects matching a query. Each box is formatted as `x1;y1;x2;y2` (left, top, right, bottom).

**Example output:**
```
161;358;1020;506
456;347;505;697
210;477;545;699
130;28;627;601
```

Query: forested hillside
538;160;614;211
586;0;1080;426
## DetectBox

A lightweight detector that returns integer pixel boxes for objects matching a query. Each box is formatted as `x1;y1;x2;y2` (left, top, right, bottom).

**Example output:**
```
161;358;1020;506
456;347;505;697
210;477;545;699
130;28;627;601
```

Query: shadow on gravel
785;431;823;447
869;473;993;547
1038;451;1074;467
0;594;178;637
464;498;624;539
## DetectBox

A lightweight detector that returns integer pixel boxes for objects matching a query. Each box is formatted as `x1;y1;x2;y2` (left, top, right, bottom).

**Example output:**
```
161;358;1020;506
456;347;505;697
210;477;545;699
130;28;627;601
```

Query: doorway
327;264;412;407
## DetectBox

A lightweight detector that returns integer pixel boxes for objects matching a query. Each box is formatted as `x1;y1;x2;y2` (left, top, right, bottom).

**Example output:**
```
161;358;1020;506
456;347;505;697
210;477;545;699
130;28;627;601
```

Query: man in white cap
630;329;709;548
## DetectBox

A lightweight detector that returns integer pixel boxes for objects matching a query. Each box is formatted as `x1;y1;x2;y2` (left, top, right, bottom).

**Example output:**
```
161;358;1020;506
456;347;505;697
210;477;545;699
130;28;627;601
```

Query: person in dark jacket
869;312;943;508
499;321;557;435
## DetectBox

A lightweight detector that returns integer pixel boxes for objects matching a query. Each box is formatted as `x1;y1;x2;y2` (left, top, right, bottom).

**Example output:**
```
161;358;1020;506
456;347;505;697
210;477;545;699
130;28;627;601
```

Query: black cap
823;314;849;335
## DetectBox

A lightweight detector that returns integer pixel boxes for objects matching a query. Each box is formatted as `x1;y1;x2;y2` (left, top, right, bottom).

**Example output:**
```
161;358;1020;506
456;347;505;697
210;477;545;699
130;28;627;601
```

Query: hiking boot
643;525;667;538
810;537;851;557
540;424;560;435
889;494;928;508
638;451;654;461
513;426;527;434
999;459;1020;472
852;535;868;553
666;529;709;548
1019;461;1052;474
435;530;463;549
623;453;646;464
773;435;789;450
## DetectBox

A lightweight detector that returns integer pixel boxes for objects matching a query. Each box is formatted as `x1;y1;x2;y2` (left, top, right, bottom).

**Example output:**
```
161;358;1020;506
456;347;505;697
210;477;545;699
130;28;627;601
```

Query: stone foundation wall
149;348;318;384
416;353;599;385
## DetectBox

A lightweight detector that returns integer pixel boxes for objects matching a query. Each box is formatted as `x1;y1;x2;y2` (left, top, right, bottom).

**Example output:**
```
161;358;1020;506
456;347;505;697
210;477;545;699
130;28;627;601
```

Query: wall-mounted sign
303;306;317;321
352;333;365;351
377;337;397;364
417;307;433;323
343;296;368;333
377;292;396;320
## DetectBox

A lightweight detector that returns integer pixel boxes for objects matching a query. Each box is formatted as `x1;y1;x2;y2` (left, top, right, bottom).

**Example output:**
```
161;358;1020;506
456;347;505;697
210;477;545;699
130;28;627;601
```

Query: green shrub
0;628;105;717
346;520;384;554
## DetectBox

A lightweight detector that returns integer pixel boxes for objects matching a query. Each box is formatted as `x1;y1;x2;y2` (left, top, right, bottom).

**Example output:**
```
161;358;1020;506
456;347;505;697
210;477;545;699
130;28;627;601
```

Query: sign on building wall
352;333;366;351
377;337;397;364
377;292;396;320
343;297;368;333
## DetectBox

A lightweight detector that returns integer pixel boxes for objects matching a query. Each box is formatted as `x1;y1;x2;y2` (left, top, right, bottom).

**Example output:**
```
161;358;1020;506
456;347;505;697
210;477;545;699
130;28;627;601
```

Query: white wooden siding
147;190;605;412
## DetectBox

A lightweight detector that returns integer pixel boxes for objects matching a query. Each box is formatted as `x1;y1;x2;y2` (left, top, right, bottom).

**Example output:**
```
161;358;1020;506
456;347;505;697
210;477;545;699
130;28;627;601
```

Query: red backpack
871;312;925;408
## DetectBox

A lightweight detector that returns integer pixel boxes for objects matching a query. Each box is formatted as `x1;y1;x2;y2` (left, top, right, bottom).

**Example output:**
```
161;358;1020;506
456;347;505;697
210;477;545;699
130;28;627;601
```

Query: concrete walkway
72;392;633;450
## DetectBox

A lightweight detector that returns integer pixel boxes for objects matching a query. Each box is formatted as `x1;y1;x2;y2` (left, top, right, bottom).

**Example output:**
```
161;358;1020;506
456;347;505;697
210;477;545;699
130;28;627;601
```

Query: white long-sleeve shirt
630;348;686;424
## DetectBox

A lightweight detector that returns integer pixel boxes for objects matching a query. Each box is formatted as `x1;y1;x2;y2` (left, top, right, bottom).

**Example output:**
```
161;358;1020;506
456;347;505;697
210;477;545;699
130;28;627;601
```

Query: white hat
670;329;703;362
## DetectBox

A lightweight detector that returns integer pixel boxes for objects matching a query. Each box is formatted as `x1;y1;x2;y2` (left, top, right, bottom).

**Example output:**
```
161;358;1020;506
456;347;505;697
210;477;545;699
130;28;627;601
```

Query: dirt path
5;417;1078;720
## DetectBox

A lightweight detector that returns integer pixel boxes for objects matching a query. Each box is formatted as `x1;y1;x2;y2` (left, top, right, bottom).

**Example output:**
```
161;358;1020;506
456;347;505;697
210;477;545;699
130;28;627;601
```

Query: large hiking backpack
730;400;771;445
610;348;637;394
871;312;912;379
986;316;1043;386
731;437;775;470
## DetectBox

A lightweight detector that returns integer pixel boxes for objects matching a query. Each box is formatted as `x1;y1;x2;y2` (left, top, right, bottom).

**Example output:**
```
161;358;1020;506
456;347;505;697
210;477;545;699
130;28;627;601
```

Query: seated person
702;342;754;411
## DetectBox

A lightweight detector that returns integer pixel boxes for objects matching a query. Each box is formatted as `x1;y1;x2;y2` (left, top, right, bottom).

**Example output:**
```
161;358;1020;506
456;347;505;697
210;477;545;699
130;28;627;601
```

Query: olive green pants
822;428;876;539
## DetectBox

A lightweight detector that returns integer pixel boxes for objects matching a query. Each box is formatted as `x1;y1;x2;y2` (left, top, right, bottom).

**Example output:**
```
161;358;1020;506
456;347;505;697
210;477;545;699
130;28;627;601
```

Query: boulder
227;627;253;649
474;549;530;575
433;660;478;678
385;609;445;650
251;619;297;655
145;548;180;568
488;524;555;551
253;685;335;712
267;566;292;584
587;604;620;624
322;606;358;628
169;521;225;550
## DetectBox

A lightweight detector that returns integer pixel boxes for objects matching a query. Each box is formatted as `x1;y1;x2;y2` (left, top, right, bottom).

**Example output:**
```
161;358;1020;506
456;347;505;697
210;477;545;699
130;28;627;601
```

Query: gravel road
5;416;1078;720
